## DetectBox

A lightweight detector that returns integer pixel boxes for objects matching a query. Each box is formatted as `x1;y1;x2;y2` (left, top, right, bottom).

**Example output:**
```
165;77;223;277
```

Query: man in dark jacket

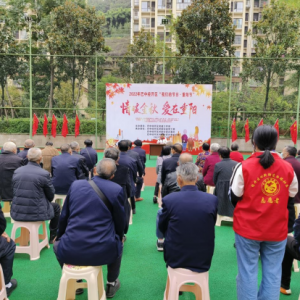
0;142;23;202
104;148;131;234
281;214;300;295
126;140;144;201
70;141;89;179
54;158;125;299
11;148;60;243
51;144;82;195
118;141;137;214
132;140;146;169
0;204;17;296
17;139;35;165
161;143;182;186
159;162;218;272
80;139;98;178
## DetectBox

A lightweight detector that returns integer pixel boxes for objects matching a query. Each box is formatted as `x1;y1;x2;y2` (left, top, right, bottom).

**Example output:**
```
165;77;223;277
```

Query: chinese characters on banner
106;84;212;155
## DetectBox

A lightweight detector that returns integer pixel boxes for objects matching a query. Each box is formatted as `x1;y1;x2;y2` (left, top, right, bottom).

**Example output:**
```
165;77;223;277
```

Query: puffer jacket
11;161;55;221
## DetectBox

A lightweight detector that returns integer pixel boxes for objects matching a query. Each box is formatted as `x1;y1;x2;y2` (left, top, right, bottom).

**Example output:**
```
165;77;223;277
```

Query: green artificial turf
4;185;300;300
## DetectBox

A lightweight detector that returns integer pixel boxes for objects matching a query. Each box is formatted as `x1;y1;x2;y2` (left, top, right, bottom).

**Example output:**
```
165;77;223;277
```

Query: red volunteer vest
233;152;294;241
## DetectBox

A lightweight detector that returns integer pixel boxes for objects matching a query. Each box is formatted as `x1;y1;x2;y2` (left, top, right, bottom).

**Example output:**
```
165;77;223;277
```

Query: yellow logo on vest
261;178;280;197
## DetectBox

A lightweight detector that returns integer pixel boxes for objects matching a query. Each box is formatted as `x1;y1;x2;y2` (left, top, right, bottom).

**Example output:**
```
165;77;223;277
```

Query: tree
173;0;235;84
241;0;300;110
47;1;108;114
117;29;156;83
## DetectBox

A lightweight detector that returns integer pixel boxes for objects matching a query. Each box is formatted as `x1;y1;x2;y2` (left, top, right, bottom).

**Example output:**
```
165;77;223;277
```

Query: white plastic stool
163;267;210;300
295;203;300;218
2;202;13;224
57;265;106;300
288;233;299;272
11;221;49;260
0;265;8;300
128;198;133;225
206;186;215;195
216;215;233;227
53;195;66;208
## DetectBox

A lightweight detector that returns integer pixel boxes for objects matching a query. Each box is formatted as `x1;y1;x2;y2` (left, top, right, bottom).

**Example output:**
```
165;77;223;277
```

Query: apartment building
131;0;269;85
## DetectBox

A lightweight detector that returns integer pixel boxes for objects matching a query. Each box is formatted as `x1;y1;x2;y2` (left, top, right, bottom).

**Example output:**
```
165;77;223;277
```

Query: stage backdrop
106;83;212;155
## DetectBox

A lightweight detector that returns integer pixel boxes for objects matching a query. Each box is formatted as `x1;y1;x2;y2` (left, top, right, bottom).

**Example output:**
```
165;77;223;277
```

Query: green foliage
0;118;105;134
88;0;130;13
241;0;300;110
173;0;235;84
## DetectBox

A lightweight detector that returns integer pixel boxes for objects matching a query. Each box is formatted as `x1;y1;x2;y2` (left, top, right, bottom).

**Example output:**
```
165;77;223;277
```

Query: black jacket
11;161;55;221
127;149;144;177
80;147;98;170
18;148;30;165
0;151;24;201
0;204;7;250
72;151;89;179
161;153;180;185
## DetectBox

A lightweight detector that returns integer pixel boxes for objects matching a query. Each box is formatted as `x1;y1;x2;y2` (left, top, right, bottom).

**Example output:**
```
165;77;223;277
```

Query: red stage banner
244;119;250;143
43;114;48;137
231;119;237;142
32;113;39;136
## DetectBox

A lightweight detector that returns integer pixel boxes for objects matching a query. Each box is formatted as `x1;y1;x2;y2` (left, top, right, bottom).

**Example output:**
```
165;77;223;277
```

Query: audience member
104;148;131;234
281;213;300;295
51;144;82;195
157;153;206;251
54;159;125;298
161;143;182;186
0;205;17;296
158;162;218;272
195;142;210;173
11;148;61;243
70;141;89;179
296;149;300;163
153;146;172;204
230;125;298;300
80;139;98;178
203;143;221;187
157;133;167;144
132;140;146;170
213;146;237;218
18;139;35;165
41;142;59;173
230;143;244;163
118;141;137;214
1;138;20;154
0;142;23;202
126;140;144;201
166;141;173;147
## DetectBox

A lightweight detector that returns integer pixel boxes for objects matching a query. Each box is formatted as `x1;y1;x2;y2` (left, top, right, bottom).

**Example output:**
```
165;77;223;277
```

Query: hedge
0;118;106;135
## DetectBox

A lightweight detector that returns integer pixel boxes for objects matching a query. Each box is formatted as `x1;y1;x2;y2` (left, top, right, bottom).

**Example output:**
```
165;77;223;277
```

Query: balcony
177;3;190;10
134;0;139;6
133;25;139;32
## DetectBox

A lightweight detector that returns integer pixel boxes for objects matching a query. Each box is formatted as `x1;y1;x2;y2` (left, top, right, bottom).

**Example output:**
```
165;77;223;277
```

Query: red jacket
230;151;244;163
203;152;221;186
234;152;295;241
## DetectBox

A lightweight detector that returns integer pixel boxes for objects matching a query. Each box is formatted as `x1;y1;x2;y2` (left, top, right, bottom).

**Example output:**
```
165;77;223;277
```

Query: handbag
88;180;113;214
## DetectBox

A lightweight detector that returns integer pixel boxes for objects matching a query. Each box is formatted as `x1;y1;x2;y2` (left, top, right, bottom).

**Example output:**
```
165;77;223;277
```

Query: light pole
25;15;33;138
161;18;168;84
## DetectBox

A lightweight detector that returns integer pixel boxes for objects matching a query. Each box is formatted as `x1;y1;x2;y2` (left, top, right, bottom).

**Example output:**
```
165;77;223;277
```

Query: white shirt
157;138;167;144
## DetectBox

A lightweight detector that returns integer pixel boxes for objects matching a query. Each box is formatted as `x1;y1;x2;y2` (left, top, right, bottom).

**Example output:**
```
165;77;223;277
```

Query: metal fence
1;54;300;148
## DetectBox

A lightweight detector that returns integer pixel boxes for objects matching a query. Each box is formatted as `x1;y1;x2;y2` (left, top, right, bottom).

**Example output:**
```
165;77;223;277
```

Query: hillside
88;0;130;13
105;37;130;56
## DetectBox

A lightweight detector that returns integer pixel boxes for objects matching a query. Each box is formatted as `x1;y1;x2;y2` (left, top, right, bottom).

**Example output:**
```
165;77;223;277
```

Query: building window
134;24;139;32
244;40;247;48
233;18;242;29
245;13;249;21
232;82;240;91
252;39;257;47
244;26;248;34
141;1;151;12
231;2;243;12
142;18;150;28
253;13;261;21
232;67;241;76
151;18;155;28
235;51;241;58
254;0;259;7
234;35;241;45
177;0;191;10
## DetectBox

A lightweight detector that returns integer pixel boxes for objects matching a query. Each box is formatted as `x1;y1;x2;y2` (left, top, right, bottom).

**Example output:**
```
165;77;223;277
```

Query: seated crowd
0;128;299;300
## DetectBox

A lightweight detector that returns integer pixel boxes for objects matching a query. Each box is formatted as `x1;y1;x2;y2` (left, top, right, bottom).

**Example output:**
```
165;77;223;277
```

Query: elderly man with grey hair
70;141;89;179
203;143;221;187
11;148;61;243
0;142;24;203
54;158;125;298
17;139;35;165
104;148;131;234
1;138;20;154
158;162;218;274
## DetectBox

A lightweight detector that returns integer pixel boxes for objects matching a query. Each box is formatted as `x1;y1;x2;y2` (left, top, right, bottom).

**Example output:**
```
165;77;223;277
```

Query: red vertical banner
75;114;80;137
61;114;68;137
274;119;279;140
290;121;298;145
43;114;48;137
231;118;237;142
244;119;250;143
51;114;57;138
258;118;263;127
32;113;39;136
